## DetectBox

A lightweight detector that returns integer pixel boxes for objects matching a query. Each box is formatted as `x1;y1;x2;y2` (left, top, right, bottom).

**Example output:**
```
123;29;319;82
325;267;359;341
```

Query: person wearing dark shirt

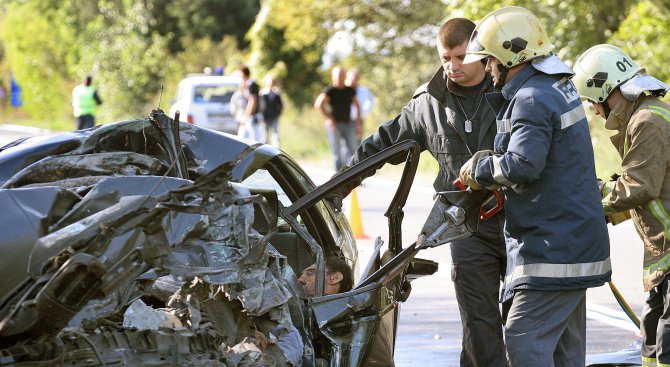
235;65;263;142
314;66;361;170
261;76;284;147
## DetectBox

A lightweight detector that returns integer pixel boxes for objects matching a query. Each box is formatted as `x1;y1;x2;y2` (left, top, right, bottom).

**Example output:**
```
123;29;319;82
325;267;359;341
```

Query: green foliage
0;0;669;180
247;0;329;106
0;1;77;123
159;0;260;52
609;1;670;86
73;1;170;121
444;0;635;64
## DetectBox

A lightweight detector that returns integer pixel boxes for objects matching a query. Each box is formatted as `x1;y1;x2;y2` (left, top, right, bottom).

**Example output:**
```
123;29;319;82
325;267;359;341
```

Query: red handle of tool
454;178;467;191
453;178;503;221
480;190;503;221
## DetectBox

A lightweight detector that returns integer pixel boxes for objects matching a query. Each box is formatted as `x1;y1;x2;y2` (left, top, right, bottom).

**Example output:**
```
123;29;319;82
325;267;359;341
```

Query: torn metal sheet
0;110;438;366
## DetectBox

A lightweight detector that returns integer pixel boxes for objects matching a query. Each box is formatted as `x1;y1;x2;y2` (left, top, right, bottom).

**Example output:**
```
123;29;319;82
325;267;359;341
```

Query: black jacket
349;68;496;191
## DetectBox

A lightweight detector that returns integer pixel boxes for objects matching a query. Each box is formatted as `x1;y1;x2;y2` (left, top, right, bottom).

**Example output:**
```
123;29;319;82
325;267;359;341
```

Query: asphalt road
0;124;645;366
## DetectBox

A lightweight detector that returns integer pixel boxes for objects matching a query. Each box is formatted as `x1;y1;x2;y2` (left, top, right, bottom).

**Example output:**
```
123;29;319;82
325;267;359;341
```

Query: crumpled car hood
0;112;313;366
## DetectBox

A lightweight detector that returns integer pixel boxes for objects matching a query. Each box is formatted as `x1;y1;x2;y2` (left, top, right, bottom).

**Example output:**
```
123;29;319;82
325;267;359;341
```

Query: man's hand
459;150;494;190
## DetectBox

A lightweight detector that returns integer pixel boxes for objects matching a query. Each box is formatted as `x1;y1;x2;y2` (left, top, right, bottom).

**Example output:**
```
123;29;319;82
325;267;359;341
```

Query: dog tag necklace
455;91;484;133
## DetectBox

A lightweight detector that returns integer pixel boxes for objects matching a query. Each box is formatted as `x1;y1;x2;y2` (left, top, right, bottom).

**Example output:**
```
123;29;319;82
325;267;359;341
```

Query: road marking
586;302;639;332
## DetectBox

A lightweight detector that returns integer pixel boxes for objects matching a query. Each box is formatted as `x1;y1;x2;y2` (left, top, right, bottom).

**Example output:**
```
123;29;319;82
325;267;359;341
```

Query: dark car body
0;110;436;366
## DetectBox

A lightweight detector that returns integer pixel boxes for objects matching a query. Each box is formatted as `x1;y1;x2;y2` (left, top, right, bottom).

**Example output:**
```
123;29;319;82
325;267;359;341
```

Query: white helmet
464;6;554;68
573;44;644;103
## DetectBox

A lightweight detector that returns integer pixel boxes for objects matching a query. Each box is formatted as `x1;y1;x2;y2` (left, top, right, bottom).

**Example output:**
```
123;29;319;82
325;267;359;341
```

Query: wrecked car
0;110;438;366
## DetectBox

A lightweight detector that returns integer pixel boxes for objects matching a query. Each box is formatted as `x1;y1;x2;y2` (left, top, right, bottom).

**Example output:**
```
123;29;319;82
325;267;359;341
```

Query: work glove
459;150;494;191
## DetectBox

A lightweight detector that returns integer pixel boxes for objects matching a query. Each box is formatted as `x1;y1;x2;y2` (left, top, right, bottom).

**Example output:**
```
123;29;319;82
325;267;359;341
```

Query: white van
169;75;241;134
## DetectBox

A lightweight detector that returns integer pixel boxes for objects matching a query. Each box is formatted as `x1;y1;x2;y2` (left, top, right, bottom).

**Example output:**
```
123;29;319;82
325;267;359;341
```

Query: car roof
0;115;285;186
178;75;241;87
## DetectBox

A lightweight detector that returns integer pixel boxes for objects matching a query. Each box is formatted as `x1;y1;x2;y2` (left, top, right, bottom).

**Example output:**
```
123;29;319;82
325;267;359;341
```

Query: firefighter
458;7;611;366
344;18;508;366
573;44;670;367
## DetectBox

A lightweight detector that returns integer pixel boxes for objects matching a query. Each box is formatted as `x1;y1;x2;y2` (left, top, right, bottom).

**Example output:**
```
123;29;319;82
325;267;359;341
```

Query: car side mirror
406;257;438;281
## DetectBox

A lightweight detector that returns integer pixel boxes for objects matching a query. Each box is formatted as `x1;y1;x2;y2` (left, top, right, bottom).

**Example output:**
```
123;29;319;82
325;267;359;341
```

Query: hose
608;281;640;329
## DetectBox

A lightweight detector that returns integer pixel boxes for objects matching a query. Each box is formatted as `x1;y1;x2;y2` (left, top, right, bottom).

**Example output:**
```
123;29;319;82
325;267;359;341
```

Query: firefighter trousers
505;288;586;367
641;273;670;367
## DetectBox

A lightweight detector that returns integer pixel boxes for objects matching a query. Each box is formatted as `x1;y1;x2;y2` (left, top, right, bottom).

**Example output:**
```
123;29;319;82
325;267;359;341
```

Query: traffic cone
348;188;369;239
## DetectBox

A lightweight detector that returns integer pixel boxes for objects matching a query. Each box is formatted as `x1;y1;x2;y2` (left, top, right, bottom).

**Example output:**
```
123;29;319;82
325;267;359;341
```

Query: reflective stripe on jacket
72;85;97;117
602;95;670;291
349;68;497;192
474;63;611;301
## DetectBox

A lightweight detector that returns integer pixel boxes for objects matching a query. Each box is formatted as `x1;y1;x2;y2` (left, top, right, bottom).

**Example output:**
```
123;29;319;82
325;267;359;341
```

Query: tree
149;0;260;53
247;0;329;106
0;1;77;122
74;1;171;121
610;1;670;86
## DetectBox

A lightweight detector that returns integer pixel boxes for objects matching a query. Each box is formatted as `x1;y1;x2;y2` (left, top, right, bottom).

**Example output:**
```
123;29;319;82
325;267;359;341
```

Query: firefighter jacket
601;95;670;291
348;67;497;192
473;63;611;302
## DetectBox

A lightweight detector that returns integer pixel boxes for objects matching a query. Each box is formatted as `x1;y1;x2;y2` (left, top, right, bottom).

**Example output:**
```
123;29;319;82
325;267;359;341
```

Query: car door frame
281;140;423;366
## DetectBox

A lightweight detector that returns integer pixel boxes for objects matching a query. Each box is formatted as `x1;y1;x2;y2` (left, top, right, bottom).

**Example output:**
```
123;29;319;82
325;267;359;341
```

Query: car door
282;140;438;366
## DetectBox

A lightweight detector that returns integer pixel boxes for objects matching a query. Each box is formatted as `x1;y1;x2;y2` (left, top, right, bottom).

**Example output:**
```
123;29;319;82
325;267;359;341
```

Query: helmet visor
464;53;487;65
464;29;488;64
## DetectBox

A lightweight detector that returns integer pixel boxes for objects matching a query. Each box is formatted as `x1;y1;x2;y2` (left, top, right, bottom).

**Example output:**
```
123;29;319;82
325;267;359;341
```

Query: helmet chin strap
494;63;509;91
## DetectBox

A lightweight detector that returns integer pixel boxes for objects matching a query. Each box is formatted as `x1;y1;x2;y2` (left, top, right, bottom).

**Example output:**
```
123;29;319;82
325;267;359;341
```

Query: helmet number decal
616;58;633;72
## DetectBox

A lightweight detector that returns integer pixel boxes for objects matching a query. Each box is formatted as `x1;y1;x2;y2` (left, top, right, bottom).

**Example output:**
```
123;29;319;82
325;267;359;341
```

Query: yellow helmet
573;44;643;103
464;6;554;68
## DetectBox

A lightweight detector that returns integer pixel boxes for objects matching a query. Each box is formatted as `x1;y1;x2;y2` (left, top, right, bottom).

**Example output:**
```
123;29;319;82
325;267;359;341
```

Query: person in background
235;65;263;142
10;73;22;109
72;75;102;130
573;44;670;367
459;7;611;366
346;69;374;144
0;78;6;119
298;257;353;298
261;76;284;147
314;66;361;171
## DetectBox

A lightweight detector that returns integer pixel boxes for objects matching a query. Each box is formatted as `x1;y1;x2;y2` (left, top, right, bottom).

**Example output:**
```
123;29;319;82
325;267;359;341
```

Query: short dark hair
238;65;251;78
438;18;476;49
325;256;353;293
84;75;93;86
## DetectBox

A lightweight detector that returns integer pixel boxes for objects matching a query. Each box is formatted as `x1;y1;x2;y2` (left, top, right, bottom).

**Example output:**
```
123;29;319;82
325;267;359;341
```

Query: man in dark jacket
347;18;507;367
261;76;283;147
460;7;611;366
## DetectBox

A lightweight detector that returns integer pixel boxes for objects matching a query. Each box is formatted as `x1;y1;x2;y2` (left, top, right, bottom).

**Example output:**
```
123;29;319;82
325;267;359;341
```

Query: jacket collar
606;96;645;151
426;66;492;104
500;64;536;100
605;97;641;132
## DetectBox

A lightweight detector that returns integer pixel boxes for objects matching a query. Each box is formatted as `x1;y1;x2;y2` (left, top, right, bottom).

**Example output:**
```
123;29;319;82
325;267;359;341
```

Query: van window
193;84;238;104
